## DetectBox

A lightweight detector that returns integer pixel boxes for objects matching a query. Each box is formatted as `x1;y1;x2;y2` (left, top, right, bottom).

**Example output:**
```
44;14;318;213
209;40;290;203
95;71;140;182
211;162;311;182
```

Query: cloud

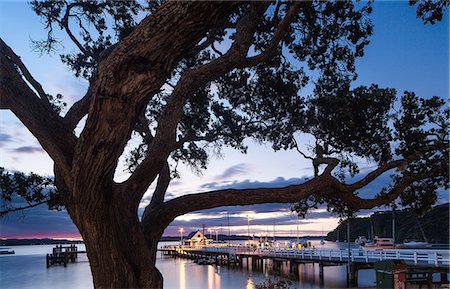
141;191;176;203
0;133;13;147
215;163;251;180
163;171;425;236
163;176;338;236
169;180;183;187
0;203;79;239
4;168;446;239
201;176;307;191
11;146;44;154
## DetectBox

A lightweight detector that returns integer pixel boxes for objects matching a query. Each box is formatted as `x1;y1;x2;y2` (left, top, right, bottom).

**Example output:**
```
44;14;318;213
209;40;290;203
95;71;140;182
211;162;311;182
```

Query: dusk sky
0;1;448;240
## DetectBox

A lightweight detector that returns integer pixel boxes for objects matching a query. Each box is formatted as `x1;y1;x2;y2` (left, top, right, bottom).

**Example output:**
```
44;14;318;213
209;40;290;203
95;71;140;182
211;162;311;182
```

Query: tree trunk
67;188;163;289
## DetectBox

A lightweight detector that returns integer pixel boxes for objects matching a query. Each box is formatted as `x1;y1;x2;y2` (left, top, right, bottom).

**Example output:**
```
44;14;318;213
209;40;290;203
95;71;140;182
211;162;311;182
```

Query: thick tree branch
174;133;218;149
63;77;95;130
0;39;76;177
63;91;91;130
125;3;290;198
0;39;51;107
60;3;96;59
142;176;326;233
149;162;170;206
71;2;239;205
189;30;221;58
134;108;154;144
331;162;448;210
345;159;407;191
143;140;447;233
239;2;304;67
293;137;314;160
141;162;171;222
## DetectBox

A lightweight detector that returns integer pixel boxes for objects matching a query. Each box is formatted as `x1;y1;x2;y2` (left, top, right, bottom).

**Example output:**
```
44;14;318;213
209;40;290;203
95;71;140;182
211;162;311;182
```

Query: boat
197;257;215;265
402;240;429;248
244;238;276;249
319;226;325;245
425;243;450;249
361;237;394;249
0;248;15;255
355;236;369;246
299;239;308;248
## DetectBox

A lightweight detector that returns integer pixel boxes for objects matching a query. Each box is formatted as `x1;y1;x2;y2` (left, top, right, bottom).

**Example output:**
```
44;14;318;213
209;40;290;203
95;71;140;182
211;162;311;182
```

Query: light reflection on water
0;241;376;289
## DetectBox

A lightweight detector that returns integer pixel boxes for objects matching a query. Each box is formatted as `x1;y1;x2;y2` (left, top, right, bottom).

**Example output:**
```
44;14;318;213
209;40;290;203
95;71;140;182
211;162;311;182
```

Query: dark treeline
1;238;84;246
326;203;449;243
1;234;327;246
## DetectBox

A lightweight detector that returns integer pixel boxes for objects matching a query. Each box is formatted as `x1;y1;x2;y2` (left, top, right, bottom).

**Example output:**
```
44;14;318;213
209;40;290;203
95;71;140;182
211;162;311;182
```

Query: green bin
374;260;407;289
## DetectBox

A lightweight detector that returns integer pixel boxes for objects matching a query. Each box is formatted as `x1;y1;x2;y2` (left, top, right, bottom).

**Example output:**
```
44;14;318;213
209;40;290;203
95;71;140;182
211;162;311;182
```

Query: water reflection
207;264;221;288
179;258;186;289
246;277;253;289
1;242;377;289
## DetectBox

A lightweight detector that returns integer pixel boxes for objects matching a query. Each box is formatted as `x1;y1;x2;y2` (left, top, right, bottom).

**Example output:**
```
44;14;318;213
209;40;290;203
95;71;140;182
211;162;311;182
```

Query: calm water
0;241;376;289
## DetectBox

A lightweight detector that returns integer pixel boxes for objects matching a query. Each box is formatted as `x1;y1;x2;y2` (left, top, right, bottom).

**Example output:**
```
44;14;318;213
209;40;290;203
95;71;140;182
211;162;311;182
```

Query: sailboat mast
415;213;429;243
273;222;276;242
392;204;396;246
227;213;230;243
370;220;374;241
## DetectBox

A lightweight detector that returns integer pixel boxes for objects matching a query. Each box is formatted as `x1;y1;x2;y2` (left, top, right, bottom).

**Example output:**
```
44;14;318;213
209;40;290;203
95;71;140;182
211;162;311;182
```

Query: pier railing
161;245;449;268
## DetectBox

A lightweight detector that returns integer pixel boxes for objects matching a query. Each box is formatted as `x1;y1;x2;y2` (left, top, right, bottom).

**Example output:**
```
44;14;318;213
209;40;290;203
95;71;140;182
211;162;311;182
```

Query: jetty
159;245;450;286
46;245;86;268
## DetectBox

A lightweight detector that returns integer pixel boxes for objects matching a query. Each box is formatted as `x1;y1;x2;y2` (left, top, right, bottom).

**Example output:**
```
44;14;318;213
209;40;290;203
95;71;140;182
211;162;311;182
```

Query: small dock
46;245;86;268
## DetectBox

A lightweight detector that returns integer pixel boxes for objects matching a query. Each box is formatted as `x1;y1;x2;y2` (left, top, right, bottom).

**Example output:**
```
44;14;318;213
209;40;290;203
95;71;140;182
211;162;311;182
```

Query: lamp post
227;213;231;244
247;215;251;240
179;227;184;246
208;228;212;240
347;217;352;287
392;203;396;247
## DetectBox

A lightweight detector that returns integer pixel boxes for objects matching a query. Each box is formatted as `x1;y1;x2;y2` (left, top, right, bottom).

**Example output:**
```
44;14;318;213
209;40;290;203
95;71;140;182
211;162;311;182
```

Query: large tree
0;1;448;288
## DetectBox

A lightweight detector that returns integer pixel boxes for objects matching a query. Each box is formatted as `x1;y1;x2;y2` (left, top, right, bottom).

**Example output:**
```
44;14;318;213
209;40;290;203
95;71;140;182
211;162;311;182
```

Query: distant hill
162;234;325;242
1;234;324;246
0;238;84;246
326;203;449;244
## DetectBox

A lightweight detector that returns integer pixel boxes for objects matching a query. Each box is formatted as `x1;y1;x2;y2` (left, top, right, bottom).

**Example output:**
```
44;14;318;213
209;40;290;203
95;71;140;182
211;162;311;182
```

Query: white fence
164;245;449;268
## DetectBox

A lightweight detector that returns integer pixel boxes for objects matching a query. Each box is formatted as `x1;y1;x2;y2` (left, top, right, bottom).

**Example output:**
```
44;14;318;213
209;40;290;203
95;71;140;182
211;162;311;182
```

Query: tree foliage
409;0;449;25
1;0;447;219
0;168;61;216
0;1;448;287
30;0;147;78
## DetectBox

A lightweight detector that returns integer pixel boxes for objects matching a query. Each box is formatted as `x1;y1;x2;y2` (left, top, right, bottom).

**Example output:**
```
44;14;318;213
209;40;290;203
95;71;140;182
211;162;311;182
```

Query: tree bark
3;1;447;288
68;187;164;289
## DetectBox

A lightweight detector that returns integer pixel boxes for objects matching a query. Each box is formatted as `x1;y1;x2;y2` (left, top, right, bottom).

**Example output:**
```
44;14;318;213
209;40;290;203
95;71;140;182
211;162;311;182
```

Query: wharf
159;245;450;286
160;245;449;268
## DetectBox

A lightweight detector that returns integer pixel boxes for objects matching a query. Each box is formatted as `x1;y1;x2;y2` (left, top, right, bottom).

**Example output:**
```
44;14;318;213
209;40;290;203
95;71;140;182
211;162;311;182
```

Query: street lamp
247;215;251;240
208;228;212;240
179;227;184;246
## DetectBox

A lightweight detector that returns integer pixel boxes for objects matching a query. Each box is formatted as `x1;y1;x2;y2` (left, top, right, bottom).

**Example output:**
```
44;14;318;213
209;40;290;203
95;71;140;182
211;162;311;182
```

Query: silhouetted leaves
30;0;145;78
6;1;448;217
0;168;62;216
409;0;449;24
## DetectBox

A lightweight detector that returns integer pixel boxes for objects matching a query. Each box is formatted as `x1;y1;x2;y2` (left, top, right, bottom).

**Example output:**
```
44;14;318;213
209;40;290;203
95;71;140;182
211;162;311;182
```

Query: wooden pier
159;245;450;286
46;245;86;268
